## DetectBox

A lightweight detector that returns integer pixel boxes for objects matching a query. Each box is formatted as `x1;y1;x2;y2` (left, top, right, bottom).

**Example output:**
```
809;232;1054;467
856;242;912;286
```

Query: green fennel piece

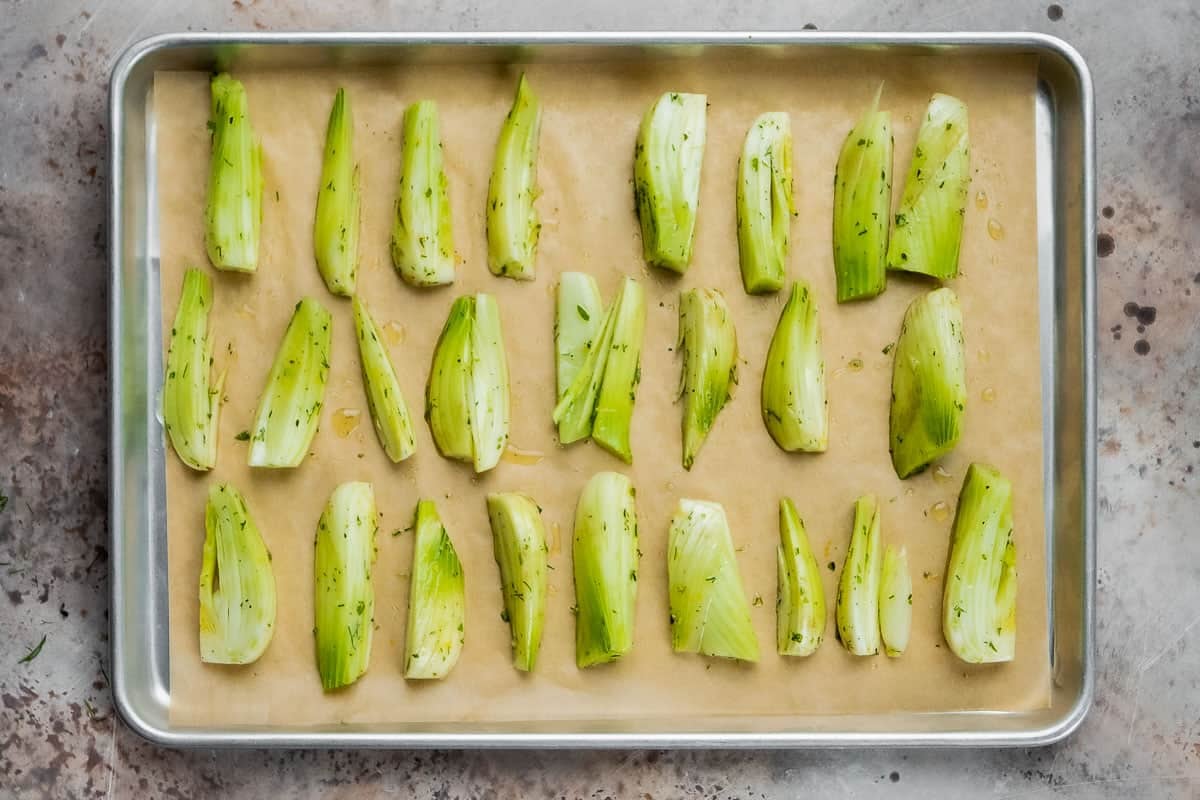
425;294;510;472
314;482;376;690
777;498;826;657
879;544;912;657
313;87;360;296
573;471;639;667
404;499;466;680
678;288;738;470
553;285;617;444
836;494;882;656
888;287;967;478
199;483;276;664
552;276;645;461
352;296;416;462
391;100;456;286
832;86;892;301
668;498;759;662
761;280;828;453
886;93;970;280
469;294;511;472
205;73;262;273
555;272;603;401
943;463;1017;663
590;278;646;463
426;296;474;463
247;298;332;469
634;91;707;273
487;492;549;671
736;112;795;294
487;74;542;280
163;268;225;471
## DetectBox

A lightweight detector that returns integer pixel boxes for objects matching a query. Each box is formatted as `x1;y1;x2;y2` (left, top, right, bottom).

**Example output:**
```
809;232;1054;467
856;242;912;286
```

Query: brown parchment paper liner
157;52;1047;727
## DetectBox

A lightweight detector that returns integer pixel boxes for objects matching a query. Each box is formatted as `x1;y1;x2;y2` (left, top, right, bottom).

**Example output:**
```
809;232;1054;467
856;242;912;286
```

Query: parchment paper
157;51;1047;727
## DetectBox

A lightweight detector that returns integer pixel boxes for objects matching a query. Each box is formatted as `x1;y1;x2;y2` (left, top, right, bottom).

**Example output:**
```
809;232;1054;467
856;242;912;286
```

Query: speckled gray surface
1;0;1198;797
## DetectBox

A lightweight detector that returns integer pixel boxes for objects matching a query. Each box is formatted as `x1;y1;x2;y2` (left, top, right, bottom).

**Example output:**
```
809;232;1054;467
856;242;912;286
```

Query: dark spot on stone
1114;332;1121;340
1047;4;1063;20
1137;325;1145;334
1102;205;1114;218
1097;233;1115;257
86;544;108;572
36;732;72;786
59;602;68;619
828;561;836;571
27;43;48;63
1123;301;1140;317
55;33;66;48
1134;339;1150;355
802;23;818;30
86;741;105;771
890;771;901;783
1136;305;1157;325
7;589;22;605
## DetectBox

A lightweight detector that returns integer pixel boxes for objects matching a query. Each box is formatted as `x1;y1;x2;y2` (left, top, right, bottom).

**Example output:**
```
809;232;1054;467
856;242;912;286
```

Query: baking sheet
156;51;1047;728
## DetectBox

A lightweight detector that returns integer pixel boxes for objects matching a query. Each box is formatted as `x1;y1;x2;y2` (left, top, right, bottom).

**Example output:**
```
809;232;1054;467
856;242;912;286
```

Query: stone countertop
1;1;1197;797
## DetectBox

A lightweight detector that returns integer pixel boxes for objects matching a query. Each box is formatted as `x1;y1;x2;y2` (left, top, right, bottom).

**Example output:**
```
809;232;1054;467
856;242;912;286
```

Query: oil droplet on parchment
987;218;1005;241
927;500;951;522
332;408;361;438
502;444;544;466
932;465;954;485
975;191;988;210
383;321;406;347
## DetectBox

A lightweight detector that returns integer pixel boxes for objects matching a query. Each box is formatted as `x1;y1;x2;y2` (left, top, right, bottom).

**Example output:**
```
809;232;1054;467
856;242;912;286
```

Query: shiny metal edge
108;31;1096;749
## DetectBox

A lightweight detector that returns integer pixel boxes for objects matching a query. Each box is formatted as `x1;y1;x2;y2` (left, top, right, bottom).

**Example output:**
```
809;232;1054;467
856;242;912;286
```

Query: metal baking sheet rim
108;31;1096;749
